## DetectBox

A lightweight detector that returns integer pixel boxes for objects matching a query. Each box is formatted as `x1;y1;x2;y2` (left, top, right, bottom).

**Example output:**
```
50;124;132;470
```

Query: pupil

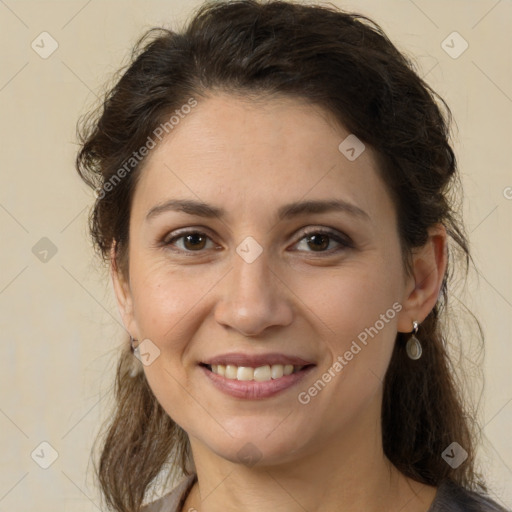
308;234;329;251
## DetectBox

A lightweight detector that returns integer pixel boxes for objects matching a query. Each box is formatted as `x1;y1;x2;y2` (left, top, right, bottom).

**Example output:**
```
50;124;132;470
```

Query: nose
214;247;294;337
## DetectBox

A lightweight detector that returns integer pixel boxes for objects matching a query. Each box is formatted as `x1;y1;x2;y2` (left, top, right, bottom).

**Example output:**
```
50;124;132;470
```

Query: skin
112;93;447;512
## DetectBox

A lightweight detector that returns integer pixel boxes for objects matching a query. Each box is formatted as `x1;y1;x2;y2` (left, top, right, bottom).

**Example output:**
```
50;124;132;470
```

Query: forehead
131;93;395;227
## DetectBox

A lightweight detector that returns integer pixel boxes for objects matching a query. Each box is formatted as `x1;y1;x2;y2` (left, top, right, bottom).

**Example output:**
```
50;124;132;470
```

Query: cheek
296;257;401;342
130;260;211;346
128;259;217;428
293;255;403;392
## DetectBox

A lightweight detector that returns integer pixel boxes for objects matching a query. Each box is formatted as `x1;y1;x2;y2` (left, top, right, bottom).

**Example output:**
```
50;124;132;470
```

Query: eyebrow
145;198;370;222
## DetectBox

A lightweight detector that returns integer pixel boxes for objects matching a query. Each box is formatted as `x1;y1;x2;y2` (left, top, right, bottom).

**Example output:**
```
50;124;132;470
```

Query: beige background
0;0;511;510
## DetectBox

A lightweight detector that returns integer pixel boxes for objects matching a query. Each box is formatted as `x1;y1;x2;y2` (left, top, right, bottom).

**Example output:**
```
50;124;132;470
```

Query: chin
203;428;309;468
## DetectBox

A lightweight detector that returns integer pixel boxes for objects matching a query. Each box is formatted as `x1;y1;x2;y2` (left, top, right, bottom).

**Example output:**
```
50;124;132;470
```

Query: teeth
209;363;304;381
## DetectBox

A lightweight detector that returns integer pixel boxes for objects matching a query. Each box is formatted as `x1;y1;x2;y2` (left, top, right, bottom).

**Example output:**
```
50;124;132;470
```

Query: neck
183;394;436;512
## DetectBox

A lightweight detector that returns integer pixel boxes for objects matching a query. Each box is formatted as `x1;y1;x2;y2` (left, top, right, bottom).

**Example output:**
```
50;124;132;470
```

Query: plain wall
0;0;510;510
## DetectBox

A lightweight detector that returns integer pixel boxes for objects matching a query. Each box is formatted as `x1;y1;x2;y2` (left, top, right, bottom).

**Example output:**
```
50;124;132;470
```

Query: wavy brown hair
76;1;487;510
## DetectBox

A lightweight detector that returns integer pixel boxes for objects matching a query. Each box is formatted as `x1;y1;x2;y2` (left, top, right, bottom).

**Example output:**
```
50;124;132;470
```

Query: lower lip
199;364;315;400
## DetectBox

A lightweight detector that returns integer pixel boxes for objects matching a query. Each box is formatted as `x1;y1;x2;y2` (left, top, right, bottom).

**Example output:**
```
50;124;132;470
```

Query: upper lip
201;353;315;367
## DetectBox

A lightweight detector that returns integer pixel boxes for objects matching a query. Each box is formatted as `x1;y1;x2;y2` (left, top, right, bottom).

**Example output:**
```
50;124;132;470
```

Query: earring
130;336;139;355
406;321;422;360
129;336;142;377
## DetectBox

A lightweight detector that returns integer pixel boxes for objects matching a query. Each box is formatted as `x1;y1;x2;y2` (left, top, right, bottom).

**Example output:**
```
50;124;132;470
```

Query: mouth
199;361;316;400
199;362;314;382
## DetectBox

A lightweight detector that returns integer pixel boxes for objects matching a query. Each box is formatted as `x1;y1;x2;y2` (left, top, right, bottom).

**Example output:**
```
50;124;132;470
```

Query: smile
203;363;307;381
199;363;315;399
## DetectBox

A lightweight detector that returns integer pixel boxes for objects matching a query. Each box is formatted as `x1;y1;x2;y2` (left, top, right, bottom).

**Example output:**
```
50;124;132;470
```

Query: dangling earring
406;321;422;360
130;336;139;355
129;336;142;377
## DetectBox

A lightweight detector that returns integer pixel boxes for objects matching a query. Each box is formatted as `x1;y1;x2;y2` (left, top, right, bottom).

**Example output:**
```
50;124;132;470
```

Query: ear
397;223;448;333
110;242;139;339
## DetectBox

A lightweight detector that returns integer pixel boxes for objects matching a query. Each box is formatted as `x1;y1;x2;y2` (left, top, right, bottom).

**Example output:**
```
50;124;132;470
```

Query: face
113;93;438;468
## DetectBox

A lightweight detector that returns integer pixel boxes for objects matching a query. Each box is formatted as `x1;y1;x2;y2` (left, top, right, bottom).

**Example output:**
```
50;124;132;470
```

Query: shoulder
429;479;510;512
140;473;197;512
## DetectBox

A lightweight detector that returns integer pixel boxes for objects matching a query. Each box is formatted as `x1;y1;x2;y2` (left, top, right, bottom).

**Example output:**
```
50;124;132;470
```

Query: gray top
140;473;509;512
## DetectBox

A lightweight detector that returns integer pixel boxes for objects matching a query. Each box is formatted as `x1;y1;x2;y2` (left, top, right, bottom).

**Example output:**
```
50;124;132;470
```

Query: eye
161;227;352;255
163;230;218;252
293;228;352;253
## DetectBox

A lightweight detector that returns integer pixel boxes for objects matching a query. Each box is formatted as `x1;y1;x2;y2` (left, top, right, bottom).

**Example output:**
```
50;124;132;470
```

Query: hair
76;1;487;511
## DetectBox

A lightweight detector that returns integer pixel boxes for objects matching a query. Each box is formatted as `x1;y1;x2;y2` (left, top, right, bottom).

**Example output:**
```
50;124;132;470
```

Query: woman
76;1;510;511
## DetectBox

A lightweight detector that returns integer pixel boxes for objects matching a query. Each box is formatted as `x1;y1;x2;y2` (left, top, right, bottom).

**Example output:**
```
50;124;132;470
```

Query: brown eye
164;230;216;252
294;228;352;254
305;233;330;251
182;233;207;250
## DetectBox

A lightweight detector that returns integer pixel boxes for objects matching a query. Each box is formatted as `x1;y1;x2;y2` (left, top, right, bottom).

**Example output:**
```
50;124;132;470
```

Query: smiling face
112;92;428;468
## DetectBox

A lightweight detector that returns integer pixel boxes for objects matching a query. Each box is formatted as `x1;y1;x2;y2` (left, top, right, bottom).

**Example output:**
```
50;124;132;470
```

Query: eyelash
161;227;353;256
